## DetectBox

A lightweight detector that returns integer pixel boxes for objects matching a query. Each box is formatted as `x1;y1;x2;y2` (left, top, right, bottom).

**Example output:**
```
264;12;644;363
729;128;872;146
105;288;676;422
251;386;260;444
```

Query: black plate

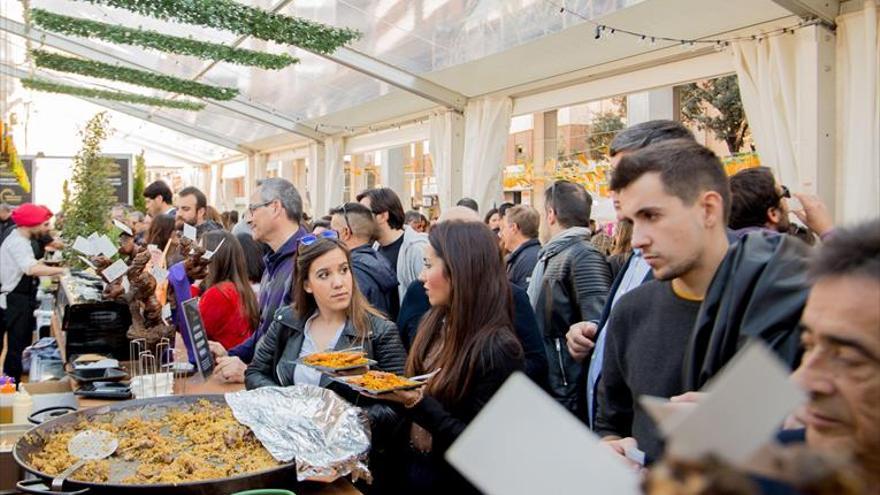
67;367;128;383
74;382;132;400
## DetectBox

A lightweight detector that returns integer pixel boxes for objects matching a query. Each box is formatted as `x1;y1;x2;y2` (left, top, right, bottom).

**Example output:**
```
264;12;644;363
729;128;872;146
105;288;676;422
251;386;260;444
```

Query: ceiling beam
769;0;839;25
0;63;252;153
0;17;327;142
318;46;468;113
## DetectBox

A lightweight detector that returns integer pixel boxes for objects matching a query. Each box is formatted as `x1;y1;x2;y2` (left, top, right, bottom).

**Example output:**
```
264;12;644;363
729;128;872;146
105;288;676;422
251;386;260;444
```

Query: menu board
0;157;33;205
105;154;132;205
181;297;214;379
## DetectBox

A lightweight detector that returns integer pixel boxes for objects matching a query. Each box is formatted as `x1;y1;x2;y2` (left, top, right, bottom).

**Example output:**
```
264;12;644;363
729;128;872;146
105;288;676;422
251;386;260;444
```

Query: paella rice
345;370;419;392
301;350;369;369
26;400;280;484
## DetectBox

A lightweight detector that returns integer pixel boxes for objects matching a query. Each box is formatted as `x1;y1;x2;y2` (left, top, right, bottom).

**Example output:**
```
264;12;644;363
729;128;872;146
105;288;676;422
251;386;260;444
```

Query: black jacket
244;306;407;444
505;238;541;289
534;231;612;414
397;280;548;387
683;231;811;390
390;332;524;494
351;244;398;319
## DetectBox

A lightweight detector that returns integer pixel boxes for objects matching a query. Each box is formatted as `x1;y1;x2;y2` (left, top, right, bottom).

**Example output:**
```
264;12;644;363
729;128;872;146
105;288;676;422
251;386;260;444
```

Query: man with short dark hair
209;178;308;383
330;202;398;317
176;186;222;236
596;139;810;464
501;205;541;289
357;187;427;305
456;197;479;213
567;120;696;428
143;180;175;218
790;219;880;490
729;167;791;234
527;180;612;414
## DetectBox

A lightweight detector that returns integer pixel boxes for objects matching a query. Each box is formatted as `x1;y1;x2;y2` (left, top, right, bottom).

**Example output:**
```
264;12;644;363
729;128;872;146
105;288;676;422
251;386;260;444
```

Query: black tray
67;367;128;383
74;381;132;400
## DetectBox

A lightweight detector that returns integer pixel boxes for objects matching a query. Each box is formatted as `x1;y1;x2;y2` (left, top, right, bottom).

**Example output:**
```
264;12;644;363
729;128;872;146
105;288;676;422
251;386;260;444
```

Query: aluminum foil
225;385;372;482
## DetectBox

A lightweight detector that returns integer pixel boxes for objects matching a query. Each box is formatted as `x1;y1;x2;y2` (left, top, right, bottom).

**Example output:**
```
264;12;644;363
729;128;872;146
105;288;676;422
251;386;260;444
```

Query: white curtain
322;136;346;215
429;111;460;213
731;33;803;188
462;97;513;215
306;141;323;217
836;1;880;223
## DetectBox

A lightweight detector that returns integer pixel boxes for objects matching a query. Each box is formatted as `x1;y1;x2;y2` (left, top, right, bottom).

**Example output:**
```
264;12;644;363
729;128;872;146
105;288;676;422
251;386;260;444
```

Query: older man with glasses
208;178;308;383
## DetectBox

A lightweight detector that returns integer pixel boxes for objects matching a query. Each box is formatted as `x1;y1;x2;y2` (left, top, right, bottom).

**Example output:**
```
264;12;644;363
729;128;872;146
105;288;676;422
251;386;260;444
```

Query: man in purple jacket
209;178;307;382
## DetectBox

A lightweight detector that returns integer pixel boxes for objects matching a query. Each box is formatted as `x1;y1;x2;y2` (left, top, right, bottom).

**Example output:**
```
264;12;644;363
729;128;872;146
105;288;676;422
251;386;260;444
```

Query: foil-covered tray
225;385;372;483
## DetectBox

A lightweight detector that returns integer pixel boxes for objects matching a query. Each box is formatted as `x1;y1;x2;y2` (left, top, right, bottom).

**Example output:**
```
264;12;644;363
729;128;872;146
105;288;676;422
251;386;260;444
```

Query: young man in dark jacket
501;204;542;289
527;180;612;415
330;202;398;318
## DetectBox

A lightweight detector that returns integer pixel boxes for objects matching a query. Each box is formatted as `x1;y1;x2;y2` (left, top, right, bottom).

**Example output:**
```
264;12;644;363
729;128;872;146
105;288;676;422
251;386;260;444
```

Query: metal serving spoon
51;429;119;491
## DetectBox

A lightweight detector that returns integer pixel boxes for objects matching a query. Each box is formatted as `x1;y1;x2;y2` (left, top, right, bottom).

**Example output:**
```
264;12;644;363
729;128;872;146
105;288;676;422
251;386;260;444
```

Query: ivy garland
21;78;206;111
75;0;361;54
32;49;238;100
31;9;299;70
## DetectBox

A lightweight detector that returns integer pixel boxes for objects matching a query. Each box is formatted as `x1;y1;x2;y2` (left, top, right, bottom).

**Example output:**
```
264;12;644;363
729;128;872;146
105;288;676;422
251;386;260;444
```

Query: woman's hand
362;387;423;405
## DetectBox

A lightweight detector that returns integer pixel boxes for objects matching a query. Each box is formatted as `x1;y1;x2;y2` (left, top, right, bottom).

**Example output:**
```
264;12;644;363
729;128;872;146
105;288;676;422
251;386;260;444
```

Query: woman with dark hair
196;231;258;350
608;219;634;279
372;221;524;494
235;232;267;293
244;232;406;400
145;213;175;251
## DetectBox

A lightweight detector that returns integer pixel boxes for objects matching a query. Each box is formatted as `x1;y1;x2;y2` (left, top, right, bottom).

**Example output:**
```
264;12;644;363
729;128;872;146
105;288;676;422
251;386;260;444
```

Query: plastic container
0;377;16;424
12;389;33;424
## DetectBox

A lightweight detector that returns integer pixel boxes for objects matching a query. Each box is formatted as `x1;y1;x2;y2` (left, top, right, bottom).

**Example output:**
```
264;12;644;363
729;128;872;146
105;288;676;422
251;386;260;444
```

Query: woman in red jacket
196;231;259;350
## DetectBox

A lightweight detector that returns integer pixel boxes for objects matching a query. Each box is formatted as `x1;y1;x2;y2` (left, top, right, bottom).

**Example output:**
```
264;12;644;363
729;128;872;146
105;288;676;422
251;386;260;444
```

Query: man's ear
699;191;726;228
766;206;782;226
376;211;389;224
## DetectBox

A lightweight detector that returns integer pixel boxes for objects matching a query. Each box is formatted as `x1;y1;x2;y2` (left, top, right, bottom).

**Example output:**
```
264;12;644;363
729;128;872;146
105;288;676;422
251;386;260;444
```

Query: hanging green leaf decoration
31;49;238;100
30;9;299;70
75;0;361;53
21;77;206;111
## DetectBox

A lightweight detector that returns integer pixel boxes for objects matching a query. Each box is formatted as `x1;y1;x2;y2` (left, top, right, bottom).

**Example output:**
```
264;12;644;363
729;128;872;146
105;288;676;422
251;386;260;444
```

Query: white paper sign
201;237;225;260
121;277;131;294
73;237;97;256
88;232;101;242
94;234;118;257
161;303;172;320
151;266;169;283
113;219;133;236
655;342;805;465
101;259;129;283
183;223;197;241
446;373;640;495
77;255;98;270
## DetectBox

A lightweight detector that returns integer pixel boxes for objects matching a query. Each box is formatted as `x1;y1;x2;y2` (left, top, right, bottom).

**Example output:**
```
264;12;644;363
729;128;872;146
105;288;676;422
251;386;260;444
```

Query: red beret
11;203;53;227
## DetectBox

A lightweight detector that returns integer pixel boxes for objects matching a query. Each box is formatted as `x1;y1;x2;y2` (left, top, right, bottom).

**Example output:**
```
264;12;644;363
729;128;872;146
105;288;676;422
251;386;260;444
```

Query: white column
429;111;464;212
626;87;675;125
532;110;558;213
323;137;346;214
796;24;836;217
306;142;325;217
280;160;295;183
380;146;407;202
210;163;223;209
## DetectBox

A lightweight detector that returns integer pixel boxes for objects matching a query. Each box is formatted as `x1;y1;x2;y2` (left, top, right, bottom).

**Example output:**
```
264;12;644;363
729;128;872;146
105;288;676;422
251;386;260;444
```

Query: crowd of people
0;119;877;494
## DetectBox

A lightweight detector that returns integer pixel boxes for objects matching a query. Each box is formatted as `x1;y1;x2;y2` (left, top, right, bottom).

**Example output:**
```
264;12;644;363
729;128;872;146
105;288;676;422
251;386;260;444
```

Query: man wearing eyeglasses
729;167;835;241
209;178;308;383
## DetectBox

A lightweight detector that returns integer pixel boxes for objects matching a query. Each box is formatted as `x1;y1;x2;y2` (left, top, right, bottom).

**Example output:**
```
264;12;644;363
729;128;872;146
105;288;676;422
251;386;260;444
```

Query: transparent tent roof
2;0;791;157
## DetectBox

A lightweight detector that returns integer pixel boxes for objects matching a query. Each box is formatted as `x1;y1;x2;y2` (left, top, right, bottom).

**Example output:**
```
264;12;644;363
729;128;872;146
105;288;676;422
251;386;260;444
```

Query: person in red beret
0;203;65;383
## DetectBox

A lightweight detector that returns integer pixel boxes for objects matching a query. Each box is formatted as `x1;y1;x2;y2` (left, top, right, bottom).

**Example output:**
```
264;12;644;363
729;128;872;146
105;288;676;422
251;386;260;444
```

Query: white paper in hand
151;266;169;283
95;234;118;257
161;303;172;320
73;237;97;256
201;237;225;260
77;255;98;270
661;342;805;465
101;259;129;283
445;372;640;495
121;277;131;294
183;223;197;241
113;219;133;236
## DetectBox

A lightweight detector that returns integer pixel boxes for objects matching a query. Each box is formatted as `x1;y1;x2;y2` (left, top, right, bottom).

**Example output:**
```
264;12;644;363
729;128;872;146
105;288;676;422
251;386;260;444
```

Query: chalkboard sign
105;154;132;204
181;297;214;379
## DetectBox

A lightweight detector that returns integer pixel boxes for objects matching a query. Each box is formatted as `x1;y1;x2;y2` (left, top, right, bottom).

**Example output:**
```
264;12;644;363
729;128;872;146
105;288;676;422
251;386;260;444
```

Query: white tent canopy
1;0;876;222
